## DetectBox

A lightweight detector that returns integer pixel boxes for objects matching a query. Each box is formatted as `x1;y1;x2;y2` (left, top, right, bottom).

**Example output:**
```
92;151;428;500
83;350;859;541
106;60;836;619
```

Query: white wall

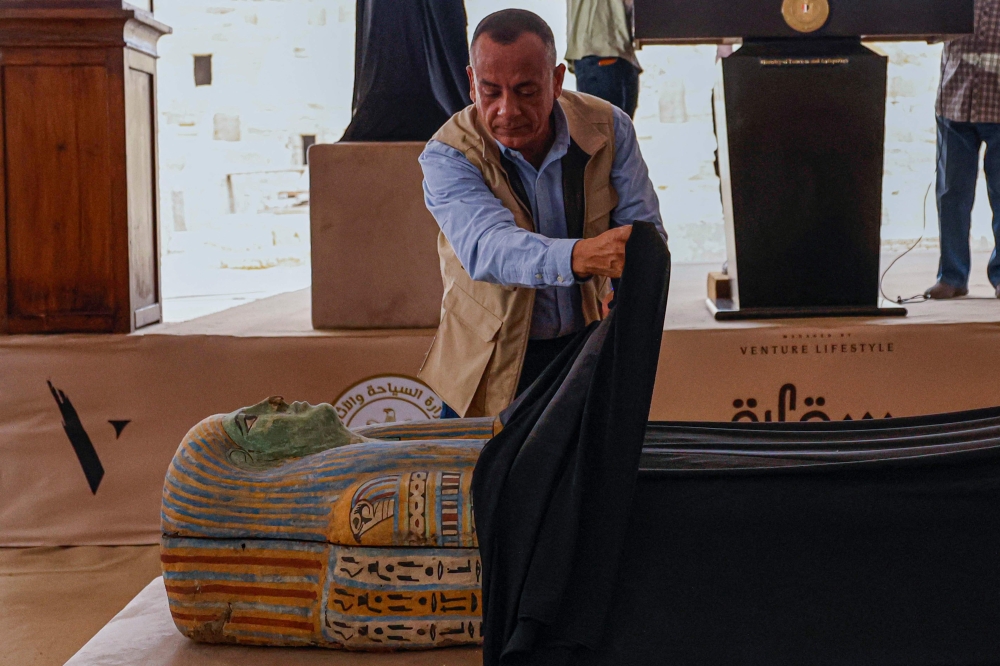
154;1;992;273
155;0;354;287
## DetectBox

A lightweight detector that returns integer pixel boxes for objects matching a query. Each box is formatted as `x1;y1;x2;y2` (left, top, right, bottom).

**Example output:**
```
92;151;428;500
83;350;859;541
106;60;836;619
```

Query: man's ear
467;65;476;103
553;63;566;98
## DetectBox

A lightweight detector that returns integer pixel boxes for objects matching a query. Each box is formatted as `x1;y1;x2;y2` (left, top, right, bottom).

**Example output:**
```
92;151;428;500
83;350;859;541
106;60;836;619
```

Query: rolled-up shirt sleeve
419;140;579;289
609;106;668;243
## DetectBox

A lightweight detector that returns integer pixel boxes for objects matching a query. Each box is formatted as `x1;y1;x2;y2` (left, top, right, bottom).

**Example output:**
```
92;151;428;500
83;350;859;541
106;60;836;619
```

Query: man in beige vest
418;9;666;418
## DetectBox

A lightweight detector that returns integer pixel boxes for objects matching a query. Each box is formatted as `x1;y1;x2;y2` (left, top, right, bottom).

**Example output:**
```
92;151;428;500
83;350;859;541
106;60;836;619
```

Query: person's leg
515;336;577;397
712;89;720;178
979;122;1000;290
575;56;627;113
621;60;640;119
935;115;980;290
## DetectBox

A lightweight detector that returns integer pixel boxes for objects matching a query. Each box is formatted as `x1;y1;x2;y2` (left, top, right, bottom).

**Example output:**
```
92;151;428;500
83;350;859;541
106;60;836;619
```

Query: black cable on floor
878;182;998;304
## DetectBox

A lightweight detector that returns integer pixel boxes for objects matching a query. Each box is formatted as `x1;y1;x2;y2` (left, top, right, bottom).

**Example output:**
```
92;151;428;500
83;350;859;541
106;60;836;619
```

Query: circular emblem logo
333;375;443;427
782;0;830;33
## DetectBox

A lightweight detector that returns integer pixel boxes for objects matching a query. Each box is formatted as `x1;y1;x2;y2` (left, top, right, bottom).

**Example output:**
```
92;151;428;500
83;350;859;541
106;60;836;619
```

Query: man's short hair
471;9;557;66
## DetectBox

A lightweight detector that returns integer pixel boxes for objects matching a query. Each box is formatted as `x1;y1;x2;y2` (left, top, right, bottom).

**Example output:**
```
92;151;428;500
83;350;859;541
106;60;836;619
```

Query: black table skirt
580;407;1000;666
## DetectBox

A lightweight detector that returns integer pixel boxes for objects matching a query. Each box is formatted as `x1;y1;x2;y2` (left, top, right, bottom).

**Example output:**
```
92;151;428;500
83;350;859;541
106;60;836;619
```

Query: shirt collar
495;102;571;172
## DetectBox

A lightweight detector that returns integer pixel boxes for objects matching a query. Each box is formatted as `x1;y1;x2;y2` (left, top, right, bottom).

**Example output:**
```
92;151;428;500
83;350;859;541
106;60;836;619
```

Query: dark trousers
515;335;578;396
574;56;639;118
440;335;577;419
935;115;1000;288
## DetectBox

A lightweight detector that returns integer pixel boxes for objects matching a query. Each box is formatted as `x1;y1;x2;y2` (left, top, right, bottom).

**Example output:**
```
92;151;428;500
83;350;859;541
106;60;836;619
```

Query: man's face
221;396;364;467
467;33;565;154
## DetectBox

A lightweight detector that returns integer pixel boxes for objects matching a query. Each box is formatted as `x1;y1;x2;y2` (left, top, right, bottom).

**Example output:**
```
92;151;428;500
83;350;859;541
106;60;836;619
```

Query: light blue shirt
419;103;665;340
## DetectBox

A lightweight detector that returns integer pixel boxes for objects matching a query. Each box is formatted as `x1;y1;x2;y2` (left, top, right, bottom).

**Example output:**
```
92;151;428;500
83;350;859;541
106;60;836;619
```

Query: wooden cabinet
0;2;169;333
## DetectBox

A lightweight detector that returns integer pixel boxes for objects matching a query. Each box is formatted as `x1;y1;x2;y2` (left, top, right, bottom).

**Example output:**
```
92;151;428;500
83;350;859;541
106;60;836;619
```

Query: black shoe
924;282;969;299
995;284;1000;299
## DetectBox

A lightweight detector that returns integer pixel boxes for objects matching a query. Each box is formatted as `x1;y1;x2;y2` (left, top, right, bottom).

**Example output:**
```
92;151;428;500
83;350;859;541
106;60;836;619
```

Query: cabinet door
5;64;116;331
125;52;161;329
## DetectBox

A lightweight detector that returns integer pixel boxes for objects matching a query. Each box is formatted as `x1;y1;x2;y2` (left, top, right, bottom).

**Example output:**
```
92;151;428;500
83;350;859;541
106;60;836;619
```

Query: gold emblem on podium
782;0;830;33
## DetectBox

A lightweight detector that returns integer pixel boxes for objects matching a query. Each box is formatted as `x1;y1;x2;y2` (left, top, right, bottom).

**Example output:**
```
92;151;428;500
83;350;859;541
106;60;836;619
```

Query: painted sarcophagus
160;397;496;650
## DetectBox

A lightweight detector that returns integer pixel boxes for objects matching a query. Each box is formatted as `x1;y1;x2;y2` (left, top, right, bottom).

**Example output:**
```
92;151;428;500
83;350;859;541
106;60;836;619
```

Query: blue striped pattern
161;417;483;546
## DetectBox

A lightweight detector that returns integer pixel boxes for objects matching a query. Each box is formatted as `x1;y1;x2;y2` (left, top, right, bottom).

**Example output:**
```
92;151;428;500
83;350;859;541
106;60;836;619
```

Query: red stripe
161;554;322;570
171;611;222;622
229;616;315;632
166;583;317;600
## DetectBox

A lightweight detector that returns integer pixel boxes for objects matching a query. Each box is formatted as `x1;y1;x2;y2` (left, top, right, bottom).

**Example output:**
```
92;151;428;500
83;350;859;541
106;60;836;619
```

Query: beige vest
418;90;619;417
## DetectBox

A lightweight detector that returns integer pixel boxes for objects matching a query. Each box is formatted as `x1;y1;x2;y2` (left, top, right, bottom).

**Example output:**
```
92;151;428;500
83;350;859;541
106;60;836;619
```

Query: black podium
634;0;974;320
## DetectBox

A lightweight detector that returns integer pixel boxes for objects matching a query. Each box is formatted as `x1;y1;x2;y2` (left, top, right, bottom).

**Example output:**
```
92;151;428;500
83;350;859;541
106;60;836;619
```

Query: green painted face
221;396;367;468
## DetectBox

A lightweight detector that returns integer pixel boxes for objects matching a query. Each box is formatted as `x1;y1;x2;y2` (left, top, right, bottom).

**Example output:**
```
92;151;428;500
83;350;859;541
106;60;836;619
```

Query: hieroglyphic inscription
332;549;481;587
323;618;482;647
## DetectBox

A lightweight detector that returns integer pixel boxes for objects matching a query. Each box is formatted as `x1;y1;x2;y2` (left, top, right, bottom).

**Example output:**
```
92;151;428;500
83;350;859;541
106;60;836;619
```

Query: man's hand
571;226;632;279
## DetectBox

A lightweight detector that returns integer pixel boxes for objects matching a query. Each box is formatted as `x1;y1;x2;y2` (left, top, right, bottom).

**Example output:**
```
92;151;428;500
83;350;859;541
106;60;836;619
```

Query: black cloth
341;0;470;141
472;217;1000;664
481;386;1000;666
472;221;671;666
574;410;1000;666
